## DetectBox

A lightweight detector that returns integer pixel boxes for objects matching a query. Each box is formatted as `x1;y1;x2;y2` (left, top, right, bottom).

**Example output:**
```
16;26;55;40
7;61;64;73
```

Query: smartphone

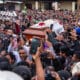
47;32;57;45
30;38;41;54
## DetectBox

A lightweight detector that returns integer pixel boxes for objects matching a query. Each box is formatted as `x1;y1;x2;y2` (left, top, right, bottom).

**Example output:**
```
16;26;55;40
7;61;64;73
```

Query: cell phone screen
30;38;41;54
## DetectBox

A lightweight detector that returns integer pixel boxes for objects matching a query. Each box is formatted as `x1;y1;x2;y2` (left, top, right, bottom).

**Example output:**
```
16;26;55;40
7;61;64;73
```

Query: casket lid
23;28;46;37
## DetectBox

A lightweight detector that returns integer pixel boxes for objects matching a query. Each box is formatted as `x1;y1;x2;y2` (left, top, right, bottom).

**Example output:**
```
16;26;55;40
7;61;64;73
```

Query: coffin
23;28;46;40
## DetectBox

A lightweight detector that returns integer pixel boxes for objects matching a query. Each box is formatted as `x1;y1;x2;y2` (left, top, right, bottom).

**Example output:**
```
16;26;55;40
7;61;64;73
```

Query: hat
0;71;23;80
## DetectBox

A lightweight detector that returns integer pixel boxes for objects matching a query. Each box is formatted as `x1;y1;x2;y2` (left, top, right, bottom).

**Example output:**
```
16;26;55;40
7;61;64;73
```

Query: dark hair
67;27;74;33
58;70;71;80
18;47;24;51
45;73;56;80
13;66;31;80
0;61;11;71
6;52;16;62
16;61;29;67
67;28;74;37
74;51;80;60
53;42;62;54
60;45;70;56
0;57;9;63
17;37;21;42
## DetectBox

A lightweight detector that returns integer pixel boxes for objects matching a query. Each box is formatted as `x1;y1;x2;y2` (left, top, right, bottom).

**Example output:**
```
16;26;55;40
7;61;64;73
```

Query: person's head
67;28;77;39
0;50;6;57
72;51;80;62
13;66;31;80
58;70;71;80
59;45;70;57
6;29;13;35
45;66;61;80
0;53;11;71
56;34;64;41
0;71;23;80
0;61;11;71
0;57;9;63
53;42;62;54
16;61;29;67
5;20;10;26
19;48;27;61
5;52;16;64
70;29;77;38
45;66;55;74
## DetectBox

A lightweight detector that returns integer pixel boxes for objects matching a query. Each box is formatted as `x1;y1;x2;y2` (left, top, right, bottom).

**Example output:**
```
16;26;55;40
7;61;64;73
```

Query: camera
30;38;41;54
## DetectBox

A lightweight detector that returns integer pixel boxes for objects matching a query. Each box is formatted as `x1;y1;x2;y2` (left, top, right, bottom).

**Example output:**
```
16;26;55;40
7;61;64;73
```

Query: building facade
0;0;23;11
25;0;80;11
0;0;80;11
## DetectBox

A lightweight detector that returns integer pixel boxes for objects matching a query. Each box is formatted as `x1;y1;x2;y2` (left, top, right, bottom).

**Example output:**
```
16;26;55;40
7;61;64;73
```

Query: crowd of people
0;9;80;80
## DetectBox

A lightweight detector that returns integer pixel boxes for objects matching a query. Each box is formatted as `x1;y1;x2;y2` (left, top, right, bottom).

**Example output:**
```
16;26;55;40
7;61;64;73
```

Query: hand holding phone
30;38;41;55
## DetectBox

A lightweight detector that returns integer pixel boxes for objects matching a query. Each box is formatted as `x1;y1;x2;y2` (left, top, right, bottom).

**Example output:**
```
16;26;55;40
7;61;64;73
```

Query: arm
8;43;13;52
33;47;45;80
55;74;61;80
35;57;45;80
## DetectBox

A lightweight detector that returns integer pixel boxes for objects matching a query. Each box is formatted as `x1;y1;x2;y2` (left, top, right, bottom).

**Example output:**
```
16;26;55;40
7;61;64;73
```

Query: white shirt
13;51;21;63
23;45;30;56
72;62;80;75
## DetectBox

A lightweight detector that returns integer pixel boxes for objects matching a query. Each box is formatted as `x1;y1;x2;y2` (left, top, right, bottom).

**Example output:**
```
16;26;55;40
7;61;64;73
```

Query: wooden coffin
23;28;46;40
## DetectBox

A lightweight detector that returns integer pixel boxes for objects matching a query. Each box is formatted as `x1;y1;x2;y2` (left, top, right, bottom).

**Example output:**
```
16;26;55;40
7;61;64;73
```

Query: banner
0;11;17;17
